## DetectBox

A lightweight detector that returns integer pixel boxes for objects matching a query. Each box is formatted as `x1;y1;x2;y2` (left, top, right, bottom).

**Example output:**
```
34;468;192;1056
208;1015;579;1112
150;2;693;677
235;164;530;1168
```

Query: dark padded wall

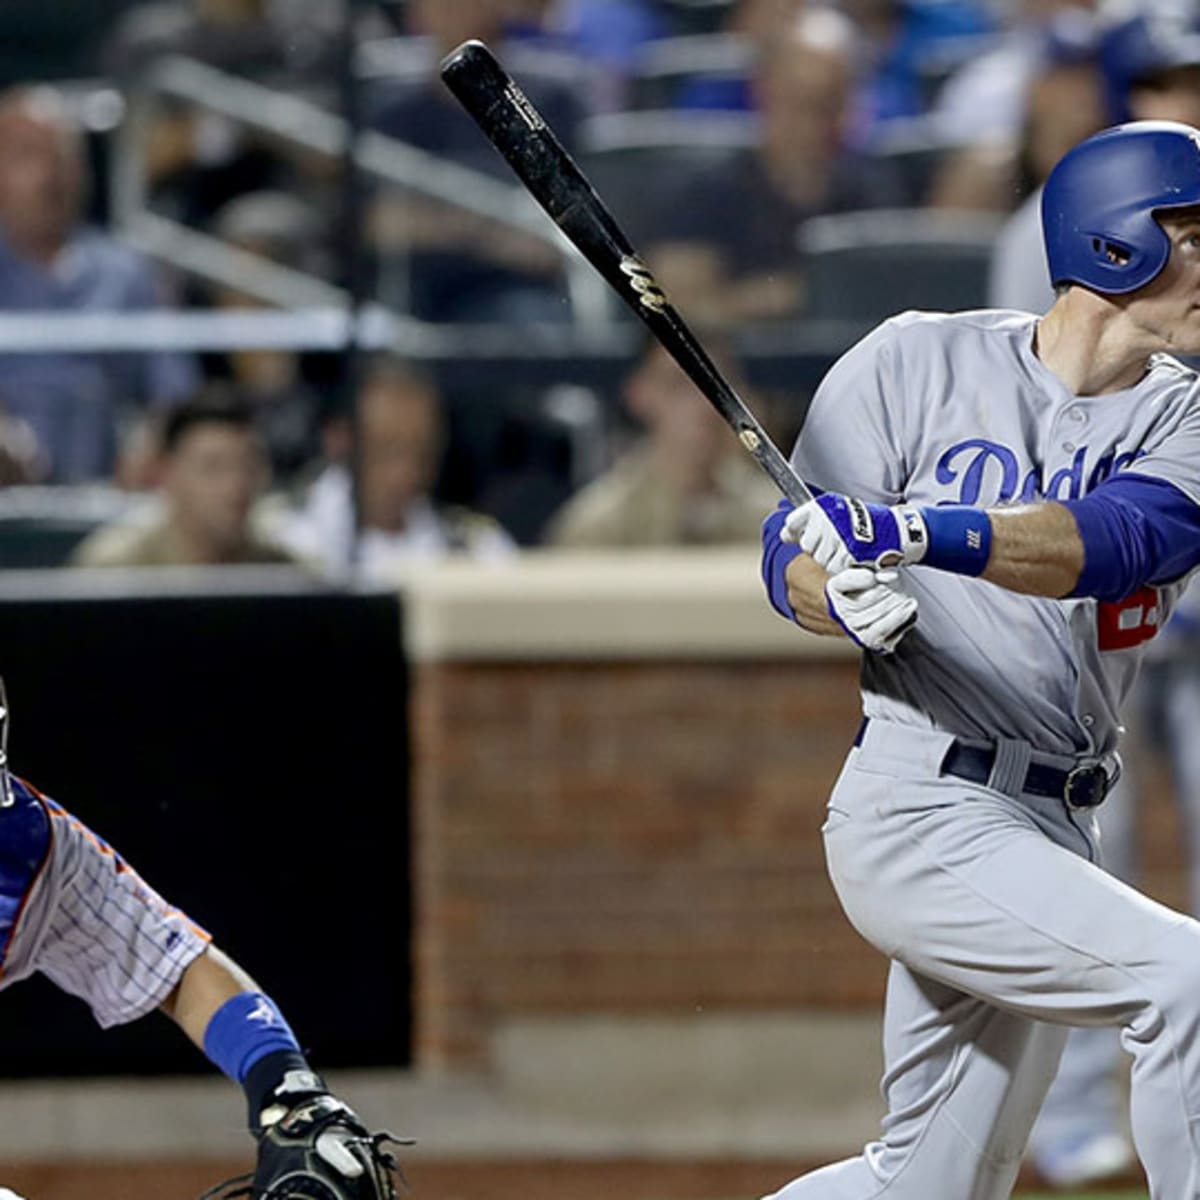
0;583;410;1077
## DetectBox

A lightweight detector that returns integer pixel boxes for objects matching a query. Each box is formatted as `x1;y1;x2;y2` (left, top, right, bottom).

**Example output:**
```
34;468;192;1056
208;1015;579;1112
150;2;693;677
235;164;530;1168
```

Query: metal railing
111;54;614;327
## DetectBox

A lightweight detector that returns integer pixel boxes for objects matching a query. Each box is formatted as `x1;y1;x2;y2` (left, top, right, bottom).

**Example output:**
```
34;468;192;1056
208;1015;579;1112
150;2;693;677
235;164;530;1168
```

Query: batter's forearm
783;494;1093;600
980;503;1085;598
785;553;848;637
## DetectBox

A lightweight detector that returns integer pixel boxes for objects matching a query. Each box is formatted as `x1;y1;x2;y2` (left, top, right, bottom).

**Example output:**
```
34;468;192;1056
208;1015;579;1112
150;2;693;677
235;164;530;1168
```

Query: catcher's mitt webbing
197;1093;412;1200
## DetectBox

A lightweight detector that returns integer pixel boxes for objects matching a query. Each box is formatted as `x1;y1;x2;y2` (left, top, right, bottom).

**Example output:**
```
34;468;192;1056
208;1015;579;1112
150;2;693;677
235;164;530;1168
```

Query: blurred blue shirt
0;227;198;482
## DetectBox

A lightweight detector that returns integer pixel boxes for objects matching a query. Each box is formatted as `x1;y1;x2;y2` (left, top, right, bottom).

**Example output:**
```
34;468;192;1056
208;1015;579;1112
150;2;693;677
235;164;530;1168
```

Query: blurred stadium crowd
0;0;1196;576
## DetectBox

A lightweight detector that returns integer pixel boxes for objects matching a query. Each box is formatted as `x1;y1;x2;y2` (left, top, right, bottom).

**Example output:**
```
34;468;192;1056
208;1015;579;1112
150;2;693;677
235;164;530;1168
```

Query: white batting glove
825;566;918;654
782;494;928;572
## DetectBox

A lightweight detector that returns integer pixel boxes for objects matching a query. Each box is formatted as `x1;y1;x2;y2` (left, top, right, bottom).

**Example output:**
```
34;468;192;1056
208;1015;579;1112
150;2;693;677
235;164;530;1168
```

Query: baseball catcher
0;678;411;1200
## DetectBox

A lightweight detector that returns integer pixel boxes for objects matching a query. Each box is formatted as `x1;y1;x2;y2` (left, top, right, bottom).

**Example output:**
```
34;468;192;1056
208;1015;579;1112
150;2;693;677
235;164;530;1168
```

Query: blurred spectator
101;0;345;232
69;391;300;567
1099;0;1200;125
202;189;327;481
535;0;671;108
366;0;589;322
678;0;998;149
643;6;908;326
669;0;811;112
0;86;198;483
839;0;999;143
546;338;779;547
931;0;1099;147
925;0;1100;208
987;53;1112;311
726;0;809;38
988;0;1200;313
0;411;45;486
271;354;517;579
102;0;342;83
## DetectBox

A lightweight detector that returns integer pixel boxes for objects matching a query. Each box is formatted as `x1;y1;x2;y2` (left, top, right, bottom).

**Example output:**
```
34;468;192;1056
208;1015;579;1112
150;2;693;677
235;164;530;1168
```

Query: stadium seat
657;0;739;37
576;108;758;238
0;0;139;85
797;208;1005;323
0;487;138;568
626;32;754;110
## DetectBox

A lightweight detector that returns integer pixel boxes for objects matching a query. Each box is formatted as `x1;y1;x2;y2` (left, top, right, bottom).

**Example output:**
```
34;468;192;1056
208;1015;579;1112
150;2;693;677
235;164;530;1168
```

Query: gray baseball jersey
765;309;1200;1200
792;308;1200;758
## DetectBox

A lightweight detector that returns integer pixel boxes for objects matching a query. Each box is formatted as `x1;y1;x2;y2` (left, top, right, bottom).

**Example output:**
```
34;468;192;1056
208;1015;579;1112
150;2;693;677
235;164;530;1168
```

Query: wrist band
919;505;992;577
203;991;303;1084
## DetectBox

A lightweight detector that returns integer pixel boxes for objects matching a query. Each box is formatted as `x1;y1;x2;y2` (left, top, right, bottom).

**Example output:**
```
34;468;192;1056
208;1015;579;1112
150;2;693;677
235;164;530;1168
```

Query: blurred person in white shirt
273;355;516;582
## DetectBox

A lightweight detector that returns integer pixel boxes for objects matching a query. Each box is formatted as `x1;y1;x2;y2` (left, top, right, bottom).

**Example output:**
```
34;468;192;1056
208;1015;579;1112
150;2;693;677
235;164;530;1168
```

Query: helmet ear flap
1091;236;1133;267
1077;223;1167;289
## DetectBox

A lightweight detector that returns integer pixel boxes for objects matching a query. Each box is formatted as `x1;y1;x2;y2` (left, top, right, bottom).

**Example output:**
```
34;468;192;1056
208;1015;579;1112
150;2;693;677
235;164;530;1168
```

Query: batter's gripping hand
782;494;928;572
200;1082;411;1200
825;566;918;654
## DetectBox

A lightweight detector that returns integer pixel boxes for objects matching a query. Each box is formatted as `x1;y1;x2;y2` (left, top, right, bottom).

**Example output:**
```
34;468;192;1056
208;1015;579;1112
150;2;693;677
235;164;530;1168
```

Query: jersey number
1096;585;1162;652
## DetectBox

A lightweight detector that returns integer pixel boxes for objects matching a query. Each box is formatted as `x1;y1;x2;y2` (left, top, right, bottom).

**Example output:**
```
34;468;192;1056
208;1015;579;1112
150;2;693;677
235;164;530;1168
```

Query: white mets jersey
0;776;209;1027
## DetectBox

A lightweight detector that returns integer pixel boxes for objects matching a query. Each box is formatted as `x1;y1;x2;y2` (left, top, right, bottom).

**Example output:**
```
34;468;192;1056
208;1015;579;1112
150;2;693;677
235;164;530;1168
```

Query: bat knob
439;39;497;80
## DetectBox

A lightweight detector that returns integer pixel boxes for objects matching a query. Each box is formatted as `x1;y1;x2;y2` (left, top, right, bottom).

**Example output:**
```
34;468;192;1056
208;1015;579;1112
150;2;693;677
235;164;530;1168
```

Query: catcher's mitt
199;1089;411;1200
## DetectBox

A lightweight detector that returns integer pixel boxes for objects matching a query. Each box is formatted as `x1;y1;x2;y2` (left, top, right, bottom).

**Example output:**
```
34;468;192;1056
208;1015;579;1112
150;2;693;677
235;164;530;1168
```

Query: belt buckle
1063;762;1109;808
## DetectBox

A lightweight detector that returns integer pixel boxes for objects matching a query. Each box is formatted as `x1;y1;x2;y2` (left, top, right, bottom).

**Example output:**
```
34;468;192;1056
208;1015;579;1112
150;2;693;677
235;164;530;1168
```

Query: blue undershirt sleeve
1062;472;1200;601
761;500;803;621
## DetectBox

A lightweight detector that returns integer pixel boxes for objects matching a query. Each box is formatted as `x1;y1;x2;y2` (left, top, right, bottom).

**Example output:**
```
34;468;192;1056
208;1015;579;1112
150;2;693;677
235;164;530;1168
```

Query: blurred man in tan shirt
547;339;779;548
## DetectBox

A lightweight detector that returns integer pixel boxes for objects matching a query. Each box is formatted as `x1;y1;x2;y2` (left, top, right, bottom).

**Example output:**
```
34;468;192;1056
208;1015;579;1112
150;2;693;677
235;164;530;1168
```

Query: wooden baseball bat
439;39;812;506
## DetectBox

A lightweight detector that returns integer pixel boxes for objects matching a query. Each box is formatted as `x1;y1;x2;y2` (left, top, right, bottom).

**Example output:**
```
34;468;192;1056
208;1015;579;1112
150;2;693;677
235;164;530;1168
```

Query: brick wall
1132;749;1188;913
412;654;1192;1070
412;657;877;1068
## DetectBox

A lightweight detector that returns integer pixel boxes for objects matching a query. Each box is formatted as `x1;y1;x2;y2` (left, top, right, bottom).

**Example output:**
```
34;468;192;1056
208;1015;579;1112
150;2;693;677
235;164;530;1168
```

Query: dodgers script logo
935;439;1146;505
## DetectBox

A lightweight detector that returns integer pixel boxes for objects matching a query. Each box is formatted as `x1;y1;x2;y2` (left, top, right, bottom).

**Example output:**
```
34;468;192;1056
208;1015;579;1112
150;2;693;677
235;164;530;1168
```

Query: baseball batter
758;120;1200;1199
0;687;404;1200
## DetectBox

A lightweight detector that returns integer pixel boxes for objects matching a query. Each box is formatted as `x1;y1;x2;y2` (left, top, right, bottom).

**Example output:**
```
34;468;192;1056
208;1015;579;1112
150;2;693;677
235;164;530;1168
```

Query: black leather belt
853;719;1113;808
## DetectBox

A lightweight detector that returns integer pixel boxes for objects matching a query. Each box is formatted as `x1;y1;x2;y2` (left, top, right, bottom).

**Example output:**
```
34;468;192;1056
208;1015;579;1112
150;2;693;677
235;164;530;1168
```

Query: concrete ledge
0;1015;883;1163
402;549;857;663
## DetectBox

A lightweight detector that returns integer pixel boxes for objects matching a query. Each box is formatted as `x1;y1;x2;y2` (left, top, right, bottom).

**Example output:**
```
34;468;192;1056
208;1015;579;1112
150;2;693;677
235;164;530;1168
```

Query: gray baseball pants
764;717;1200;1200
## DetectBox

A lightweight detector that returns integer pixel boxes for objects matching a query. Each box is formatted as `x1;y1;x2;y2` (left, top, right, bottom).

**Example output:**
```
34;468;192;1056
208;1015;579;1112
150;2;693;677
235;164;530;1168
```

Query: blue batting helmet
1042;120;1200;293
